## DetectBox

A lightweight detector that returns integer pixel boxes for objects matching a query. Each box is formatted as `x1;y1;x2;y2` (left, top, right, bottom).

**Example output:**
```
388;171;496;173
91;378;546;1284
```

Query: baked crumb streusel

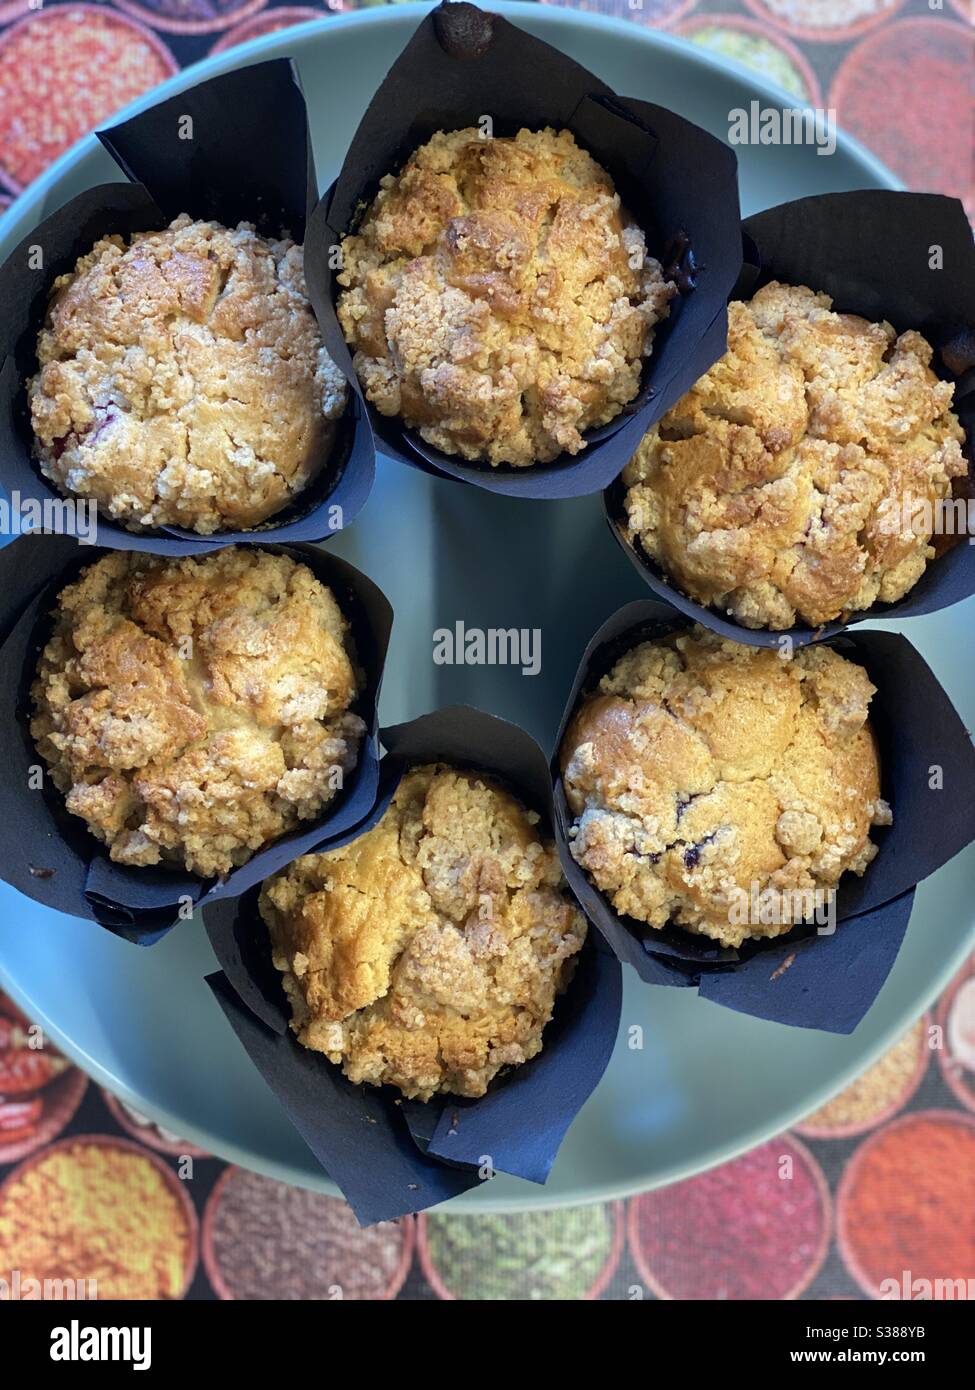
622;282;967;629
29;216;348;534
337;127;675;468
30;548;365;877
260;764;587;1099
560;627;891;948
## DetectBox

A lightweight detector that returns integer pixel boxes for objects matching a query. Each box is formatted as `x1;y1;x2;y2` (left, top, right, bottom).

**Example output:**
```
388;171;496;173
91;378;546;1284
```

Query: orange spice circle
837;1110;975;1299
0;1134;199;1299
0;6;177;193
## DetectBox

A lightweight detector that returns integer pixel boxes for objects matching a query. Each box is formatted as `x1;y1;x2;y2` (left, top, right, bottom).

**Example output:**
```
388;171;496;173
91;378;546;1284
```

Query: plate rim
5;3;963;1217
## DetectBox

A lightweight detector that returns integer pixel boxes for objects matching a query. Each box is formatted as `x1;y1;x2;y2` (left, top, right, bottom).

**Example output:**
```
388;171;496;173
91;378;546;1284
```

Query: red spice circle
113;0;268;39
829;19;974;208
0;6;178;194
936;957;975;1114
627;1135;832;1299
837;1110;975;1299
742;0;907;45
0;1066;87;1165
209;4;340;54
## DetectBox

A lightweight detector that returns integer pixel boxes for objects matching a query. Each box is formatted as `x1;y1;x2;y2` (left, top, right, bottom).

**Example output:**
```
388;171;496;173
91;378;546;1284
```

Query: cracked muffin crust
30;548;365;877
559;627;891;948
260;764;587;1099
622;282;967;629
29;215;348;534
336;127;674;468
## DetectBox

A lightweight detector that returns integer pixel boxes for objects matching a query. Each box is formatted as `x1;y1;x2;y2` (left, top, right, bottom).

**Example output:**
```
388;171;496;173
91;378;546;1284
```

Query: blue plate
1;3;972;1212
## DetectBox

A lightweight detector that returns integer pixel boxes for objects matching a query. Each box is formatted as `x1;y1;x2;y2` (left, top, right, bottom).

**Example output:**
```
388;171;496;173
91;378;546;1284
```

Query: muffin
29;215;348;534
260;764;587;1099
622;282;967;629
30;548;365;877
559;627;891;947
336;127;674;468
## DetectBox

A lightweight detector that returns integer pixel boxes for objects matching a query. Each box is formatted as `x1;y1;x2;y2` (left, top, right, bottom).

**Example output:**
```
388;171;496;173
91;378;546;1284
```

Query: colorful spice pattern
204;1168;411;1299
0;969;972;1299
0;7;177;191
628;1137;830;1299
743;0;907;40
678;17;820;102
838;1113;975;1298
797;1018;928;1138
0;1136;195;1299
829;18;974;208
0;0;971;1303
937;964;975;1114
0;1;968;211
421;1208;618;1299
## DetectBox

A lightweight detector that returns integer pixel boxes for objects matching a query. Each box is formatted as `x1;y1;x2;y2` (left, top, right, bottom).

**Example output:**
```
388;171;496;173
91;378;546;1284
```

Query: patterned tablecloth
0;0;973;1302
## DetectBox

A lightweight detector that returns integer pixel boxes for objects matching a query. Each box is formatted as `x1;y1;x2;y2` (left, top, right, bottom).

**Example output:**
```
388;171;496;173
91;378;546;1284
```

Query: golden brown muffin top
29;216;347;534
30;548;364;877
560;626;891;947
623;282;966;629
261;764;587;1099
337;127;674;468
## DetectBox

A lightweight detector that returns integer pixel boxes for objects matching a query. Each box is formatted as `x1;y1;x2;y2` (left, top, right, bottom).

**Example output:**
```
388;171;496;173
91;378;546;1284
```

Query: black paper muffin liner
0;59;375;554
0;533;392;943
203;704;623;1225
551;599;975;1032
606;191;975;648
305;0;741;499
